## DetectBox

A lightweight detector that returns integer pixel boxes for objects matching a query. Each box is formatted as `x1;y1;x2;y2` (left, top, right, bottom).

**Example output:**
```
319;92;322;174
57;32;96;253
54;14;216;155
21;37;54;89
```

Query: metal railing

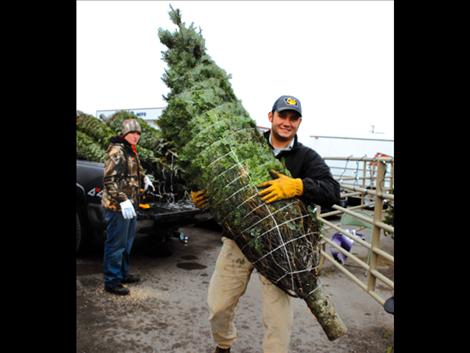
317;156;394;306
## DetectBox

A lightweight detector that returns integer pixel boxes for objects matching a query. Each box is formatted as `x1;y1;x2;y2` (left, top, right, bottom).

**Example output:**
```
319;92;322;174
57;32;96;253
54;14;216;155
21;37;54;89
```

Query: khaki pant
208;237;293;353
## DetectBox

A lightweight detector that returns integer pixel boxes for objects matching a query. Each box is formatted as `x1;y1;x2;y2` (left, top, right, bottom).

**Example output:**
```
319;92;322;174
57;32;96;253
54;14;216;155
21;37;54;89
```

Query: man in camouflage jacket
102;119;155;295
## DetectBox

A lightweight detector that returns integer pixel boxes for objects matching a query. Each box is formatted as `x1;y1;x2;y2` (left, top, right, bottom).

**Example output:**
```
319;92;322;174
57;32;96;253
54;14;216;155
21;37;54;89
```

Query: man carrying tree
191;95;341;353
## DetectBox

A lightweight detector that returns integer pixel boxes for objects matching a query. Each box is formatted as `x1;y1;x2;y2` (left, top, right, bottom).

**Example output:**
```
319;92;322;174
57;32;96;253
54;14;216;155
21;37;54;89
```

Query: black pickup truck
76;159;209;255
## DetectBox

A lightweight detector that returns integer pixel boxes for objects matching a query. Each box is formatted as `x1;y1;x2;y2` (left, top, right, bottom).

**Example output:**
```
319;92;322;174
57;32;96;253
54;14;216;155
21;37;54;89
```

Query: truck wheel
76;211;82;253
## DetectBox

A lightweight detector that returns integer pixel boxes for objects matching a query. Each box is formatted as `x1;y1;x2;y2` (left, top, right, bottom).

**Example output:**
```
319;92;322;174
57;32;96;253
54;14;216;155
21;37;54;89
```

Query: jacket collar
263;130;299;152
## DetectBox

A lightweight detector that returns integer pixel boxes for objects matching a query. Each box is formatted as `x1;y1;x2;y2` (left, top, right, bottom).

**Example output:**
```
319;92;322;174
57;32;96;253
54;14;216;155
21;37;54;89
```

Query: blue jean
103;210;137;287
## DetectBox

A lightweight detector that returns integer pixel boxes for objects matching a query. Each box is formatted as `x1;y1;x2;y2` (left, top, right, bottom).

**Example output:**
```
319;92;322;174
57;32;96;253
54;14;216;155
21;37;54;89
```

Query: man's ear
268;111;273;123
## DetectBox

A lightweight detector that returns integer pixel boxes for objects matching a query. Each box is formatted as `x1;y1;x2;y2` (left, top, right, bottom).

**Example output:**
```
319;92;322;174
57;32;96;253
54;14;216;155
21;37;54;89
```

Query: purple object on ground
330;232;355;264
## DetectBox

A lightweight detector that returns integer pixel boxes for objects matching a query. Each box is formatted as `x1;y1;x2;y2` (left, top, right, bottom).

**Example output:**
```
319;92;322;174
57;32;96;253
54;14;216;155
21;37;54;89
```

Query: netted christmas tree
76;130;106;162
157;6;347;340
76;112;112;163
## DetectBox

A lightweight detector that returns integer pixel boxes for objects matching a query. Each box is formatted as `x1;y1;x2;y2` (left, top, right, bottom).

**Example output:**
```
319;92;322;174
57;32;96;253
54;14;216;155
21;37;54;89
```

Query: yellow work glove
257;171;304;204
191;189;208;209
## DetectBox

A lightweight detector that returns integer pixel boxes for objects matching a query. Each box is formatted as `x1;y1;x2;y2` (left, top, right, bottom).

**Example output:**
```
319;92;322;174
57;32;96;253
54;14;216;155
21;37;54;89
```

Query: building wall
96;107;164;129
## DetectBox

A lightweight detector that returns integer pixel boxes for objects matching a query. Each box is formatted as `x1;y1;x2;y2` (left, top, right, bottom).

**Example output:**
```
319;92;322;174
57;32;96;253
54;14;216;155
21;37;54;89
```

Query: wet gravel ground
77;222;394;353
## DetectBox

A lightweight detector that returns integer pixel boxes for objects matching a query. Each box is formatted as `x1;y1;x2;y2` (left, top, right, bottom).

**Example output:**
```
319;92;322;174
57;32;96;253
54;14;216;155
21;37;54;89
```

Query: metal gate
317;156;394;306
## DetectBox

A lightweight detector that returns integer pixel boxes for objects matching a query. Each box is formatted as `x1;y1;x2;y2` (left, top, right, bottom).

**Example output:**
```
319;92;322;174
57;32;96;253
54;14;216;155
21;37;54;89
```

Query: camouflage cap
121;119;141;136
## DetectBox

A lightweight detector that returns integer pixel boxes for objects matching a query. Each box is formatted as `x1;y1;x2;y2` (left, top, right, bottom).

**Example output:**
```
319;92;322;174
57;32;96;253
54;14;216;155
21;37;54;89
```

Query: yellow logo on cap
286;97;297;106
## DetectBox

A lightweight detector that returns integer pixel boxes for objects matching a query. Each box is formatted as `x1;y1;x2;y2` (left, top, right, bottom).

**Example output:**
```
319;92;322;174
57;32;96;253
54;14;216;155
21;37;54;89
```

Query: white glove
144;175;155;192
120;199;137;219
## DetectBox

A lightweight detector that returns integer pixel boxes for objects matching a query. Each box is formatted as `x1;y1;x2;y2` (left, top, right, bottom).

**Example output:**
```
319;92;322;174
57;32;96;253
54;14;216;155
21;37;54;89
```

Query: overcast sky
77;0;394;148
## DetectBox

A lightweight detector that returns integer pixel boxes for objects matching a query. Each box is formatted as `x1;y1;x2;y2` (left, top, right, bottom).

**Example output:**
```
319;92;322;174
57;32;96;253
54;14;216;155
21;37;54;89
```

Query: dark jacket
101;136;145;211
264;130;340;208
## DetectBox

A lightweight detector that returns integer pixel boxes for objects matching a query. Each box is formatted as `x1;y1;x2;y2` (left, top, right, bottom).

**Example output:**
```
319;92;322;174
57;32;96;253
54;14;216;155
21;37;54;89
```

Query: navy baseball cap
272;95;302;117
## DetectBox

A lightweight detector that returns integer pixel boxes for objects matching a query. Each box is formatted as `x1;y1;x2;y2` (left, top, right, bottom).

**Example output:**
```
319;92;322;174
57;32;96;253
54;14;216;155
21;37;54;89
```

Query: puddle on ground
176;262;207;270
180;255;198;260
